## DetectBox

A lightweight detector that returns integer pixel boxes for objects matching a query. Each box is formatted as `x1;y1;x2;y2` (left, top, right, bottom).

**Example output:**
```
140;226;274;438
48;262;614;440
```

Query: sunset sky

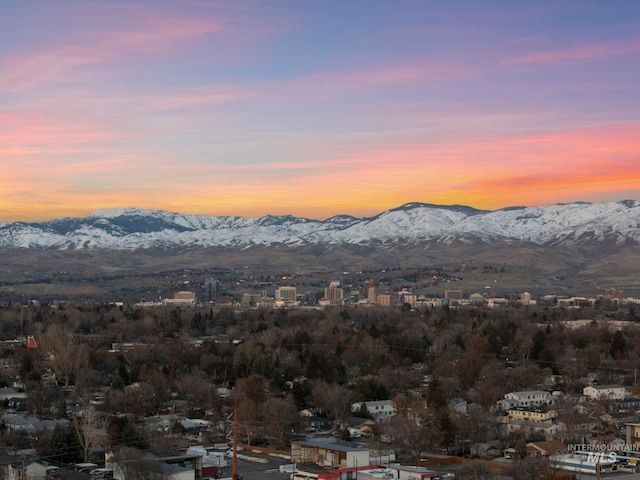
2;1;640;222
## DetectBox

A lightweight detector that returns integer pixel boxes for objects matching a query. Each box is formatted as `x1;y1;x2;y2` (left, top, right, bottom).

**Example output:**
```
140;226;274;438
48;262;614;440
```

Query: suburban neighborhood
0;286;639;480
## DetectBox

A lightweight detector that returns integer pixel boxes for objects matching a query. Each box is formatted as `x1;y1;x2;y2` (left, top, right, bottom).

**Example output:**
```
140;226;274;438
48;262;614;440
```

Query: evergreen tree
107;416;147;449
45;423;82;464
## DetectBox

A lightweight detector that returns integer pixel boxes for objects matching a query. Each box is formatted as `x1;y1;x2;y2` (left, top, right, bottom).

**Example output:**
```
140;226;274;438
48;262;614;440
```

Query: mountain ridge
1;200;639;250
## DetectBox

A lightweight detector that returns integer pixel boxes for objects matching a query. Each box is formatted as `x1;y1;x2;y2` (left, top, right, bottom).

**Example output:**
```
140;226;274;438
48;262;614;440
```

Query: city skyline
2;1;640;222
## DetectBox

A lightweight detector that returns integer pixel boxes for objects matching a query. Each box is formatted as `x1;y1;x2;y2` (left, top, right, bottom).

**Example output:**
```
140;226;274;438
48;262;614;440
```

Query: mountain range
1;200;640;300
1;200;640;250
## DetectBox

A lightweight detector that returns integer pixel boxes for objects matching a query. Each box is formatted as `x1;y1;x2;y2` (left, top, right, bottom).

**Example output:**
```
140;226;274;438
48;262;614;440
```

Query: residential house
527;440;568;457
470;443;501;458
304;416;333;433
609;397;640;414
626;422;640;447
342;417;376;437
583;384;627;401
499;390;553;410
300;407;321;418
0;456;47;480
0;388;27;404
2;414;69;436
556;409;598;444
351;400;397;422
503;441;567;460
501;406;559;439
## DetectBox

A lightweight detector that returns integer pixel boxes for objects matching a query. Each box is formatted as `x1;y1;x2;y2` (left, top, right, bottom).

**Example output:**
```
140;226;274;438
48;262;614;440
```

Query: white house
499;391;553;410
583;384;626;400
351;400;397;422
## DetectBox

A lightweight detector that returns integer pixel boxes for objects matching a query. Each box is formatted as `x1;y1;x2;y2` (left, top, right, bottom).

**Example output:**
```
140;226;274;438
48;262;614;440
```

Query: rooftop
292;439;364;453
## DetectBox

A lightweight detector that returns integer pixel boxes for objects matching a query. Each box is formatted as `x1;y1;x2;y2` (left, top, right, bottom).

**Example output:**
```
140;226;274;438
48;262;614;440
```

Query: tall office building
324;281;344;305
275;286;297;303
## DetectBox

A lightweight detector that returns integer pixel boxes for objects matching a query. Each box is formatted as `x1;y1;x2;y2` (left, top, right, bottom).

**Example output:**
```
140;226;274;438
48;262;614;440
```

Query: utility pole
232;409;238;480
595;401;602;480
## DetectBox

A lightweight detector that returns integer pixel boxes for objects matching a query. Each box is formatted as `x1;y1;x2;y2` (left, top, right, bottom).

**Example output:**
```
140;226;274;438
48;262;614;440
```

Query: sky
1;0;640;222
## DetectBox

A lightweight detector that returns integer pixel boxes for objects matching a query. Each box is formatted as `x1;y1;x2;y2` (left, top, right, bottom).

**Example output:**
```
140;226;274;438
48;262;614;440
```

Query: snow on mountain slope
1;201;639;250
453;201;640;245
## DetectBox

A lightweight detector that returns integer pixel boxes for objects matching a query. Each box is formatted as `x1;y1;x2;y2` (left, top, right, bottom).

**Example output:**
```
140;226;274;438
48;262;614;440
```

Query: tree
174;372;214;415
44;423;82;464
26;379;61;419
506;456;552;480
111;447;169;480
310;381;354;423
232;375;268;445
610;330;626;359
41;324;89;387
511;430;528;460
456;462;495;480
107;415;147;449
426;377;447;410
388;413;437;459
261;396;300;449
72;407;106;462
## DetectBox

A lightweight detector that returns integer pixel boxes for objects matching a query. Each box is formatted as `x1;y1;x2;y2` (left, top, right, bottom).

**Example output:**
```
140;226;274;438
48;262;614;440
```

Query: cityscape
2;1;640;480
0;273;640;480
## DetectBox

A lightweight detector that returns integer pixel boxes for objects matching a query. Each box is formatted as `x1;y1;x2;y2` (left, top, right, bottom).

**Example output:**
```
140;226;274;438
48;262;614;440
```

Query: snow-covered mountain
1;201;639;250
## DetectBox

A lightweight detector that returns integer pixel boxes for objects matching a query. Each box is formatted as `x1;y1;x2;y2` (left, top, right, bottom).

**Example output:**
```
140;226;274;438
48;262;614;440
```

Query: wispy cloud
280;61;466;98
0;14;219;92
138;90;253;112
506;35;640;65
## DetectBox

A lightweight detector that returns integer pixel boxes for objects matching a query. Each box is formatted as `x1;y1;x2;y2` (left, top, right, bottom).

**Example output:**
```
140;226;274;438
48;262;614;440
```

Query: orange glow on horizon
2;120;640;223
3;2;640;224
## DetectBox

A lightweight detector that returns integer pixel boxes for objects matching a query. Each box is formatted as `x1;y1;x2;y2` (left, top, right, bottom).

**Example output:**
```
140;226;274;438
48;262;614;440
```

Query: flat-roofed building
291;439;370;469
164;291;196;306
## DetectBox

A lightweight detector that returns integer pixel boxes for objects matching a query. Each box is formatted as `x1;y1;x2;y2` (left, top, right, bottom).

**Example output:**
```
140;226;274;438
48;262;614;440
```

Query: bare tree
110;447;169;480
232;375;268;445
41;324;89;387
388;413;437;459
261;396;300;448
505;456;551;480
173;372;214;415
457;462;495;480
310;381;354;423
26;379;61;419
72;407;107;462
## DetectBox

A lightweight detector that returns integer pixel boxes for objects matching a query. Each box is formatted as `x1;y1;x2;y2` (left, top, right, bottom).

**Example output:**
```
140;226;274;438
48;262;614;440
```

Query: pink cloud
138;90;253;112
101;17;220;53
0;112;123;147
262;60;468;101
506;35;640;65
313;63;463;87
0;14;220;92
